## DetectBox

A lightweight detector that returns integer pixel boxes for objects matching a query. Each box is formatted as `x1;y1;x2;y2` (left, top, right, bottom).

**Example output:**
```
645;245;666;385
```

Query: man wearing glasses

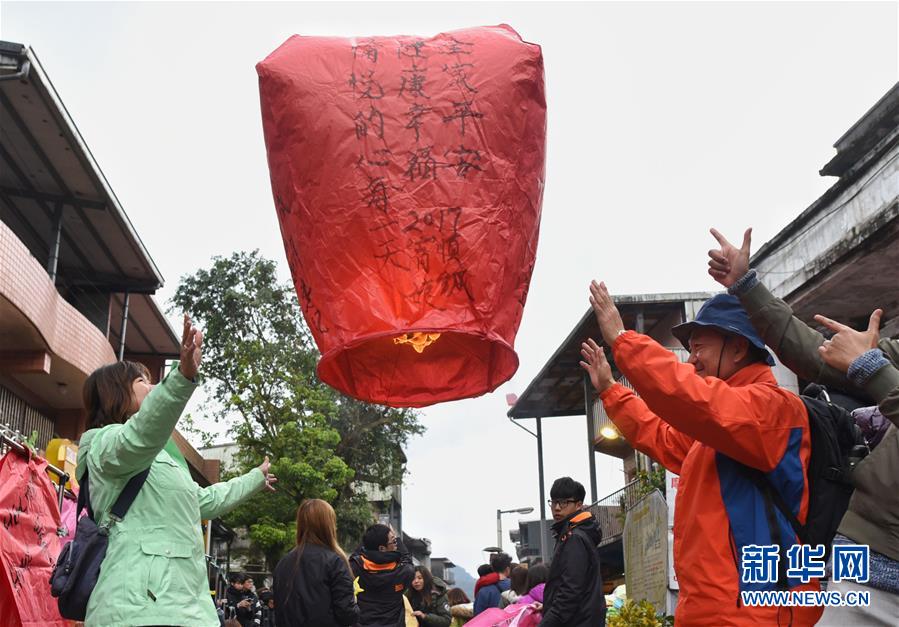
350;524;414;627
537;477;605;627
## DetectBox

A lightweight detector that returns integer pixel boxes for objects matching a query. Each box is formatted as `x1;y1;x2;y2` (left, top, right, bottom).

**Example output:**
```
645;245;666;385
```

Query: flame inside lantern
393;332;442;354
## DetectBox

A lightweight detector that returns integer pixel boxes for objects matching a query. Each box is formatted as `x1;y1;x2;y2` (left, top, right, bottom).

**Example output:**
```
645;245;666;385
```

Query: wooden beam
0;186;107;210
0;351;52;374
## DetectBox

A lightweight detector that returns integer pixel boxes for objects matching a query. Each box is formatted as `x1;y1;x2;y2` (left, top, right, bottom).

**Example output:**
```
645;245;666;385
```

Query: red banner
0;450;67;627
258;24;546;407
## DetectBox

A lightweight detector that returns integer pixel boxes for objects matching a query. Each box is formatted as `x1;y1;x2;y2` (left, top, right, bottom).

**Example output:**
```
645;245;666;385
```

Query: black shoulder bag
49;465;150;620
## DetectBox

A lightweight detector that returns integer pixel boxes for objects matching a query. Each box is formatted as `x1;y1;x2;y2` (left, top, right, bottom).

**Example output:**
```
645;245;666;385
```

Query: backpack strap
742;468;807;543
109;468;151;521
740;467;807;589
76;466;93;519
77;465;150;523
748;471;791;589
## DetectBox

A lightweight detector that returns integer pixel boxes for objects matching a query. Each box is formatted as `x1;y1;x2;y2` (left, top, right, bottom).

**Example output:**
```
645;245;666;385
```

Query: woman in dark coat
273;499;359;626
407;566;452;626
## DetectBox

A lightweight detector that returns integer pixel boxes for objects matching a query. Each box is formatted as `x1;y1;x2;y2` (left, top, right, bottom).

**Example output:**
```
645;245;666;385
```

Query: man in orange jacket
580;281;824;626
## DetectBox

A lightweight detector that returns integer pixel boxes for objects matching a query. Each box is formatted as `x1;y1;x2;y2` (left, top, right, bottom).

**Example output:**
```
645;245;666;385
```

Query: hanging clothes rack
0;423;70;514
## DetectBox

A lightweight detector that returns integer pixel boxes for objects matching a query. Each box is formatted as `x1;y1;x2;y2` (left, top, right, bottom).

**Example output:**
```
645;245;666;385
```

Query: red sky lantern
257;24;546;407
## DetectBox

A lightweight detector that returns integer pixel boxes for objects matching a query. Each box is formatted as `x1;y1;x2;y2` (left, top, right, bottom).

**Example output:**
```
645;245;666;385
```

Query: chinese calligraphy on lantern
350;35;488;309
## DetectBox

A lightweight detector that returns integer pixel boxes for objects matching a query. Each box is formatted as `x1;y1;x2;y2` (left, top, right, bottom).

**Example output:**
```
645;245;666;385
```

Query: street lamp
600;425;620;439
497;507;535;552
505;393;550;563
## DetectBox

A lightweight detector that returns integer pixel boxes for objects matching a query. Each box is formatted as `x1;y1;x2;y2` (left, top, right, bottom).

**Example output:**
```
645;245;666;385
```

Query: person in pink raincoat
465;564;548;627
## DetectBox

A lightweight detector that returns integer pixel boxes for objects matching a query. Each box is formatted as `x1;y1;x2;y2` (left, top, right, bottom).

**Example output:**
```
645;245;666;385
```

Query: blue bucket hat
671;294;775;366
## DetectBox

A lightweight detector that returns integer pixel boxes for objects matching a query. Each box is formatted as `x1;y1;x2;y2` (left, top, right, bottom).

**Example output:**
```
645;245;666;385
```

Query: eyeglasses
548;499;578;509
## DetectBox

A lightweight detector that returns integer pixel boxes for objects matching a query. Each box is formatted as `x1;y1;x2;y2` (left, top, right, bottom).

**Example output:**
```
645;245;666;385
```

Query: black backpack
49;466;149;620
741;387;868;585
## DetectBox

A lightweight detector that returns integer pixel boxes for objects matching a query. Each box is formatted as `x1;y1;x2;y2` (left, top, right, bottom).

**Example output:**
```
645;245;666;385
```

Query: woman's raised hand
178;314;203;380
258;456;278;492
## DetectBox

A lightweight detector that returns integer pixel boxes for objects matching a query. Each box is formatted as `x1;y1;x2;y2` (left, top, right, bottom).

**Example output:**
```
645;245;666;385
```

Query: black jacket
226;586;261;627
260;605;276;627
350;540;415;627
273;543;360;627
539;510;606;627
407;576;452;627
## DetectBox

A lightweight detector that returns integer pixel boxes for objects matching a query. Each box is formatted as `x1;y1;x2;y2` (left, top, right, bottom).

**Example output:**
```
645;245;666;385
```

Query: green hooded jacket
407;576;452;627
75;364;264;626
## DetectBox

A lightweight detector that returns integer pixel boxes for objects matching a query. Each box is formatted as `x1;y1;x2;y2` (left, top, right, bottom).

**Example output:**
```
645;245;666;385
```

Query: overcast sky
4;1;897;575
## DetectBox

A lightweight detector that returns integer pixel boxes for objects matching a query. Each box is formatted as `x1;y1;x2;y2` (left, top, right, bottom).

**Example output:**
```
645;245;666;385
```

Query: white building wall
199;442;239;472
754;142;899;300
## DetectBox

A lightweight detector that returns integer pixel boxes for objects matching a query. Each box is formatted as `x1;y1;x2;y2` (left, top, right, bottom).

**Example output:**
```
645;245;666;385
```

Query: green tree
170;251;424;566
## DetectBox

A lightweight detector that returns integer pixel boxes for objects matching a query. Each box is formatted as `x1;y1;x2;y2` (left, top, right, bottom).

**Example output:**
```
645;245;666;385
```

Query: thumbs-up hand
708;227;753;288
815;309;883;373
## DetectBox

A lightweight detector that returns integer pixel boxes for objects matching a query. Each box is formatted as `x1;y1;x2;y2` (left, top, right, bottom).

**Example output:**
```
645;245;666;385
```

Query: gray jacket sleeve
863;360;899;429
738;276;899;428
739;279;854;391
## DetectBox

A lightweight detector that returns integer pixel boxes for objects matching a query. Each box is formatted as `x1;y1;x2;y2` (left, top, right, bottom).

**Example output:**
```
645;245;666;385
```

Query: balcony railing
0;385;54;451
589;479;642;546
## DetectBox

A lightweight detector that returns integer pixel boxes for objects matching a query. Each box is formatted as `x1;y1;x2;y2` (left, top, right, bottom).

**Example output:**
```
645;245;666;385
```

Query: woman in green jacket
407;566;452;627
76;315;276;627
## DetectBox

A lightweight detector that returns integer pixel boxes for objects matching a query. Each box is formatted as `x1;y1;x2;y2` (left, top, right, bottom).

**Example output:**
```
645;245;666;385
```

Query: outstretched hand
258;456;279;492
580;338;616;393
815;309;883;373
708;227;752;288
178;314;203;380
588;281;625;345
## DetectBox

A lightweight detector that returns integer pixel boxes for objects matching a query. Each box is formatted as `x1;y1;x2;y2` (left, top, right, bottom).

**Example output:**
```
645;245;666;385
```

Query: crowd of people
250;477;604;626
222;573;274;626
68;225;898;626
